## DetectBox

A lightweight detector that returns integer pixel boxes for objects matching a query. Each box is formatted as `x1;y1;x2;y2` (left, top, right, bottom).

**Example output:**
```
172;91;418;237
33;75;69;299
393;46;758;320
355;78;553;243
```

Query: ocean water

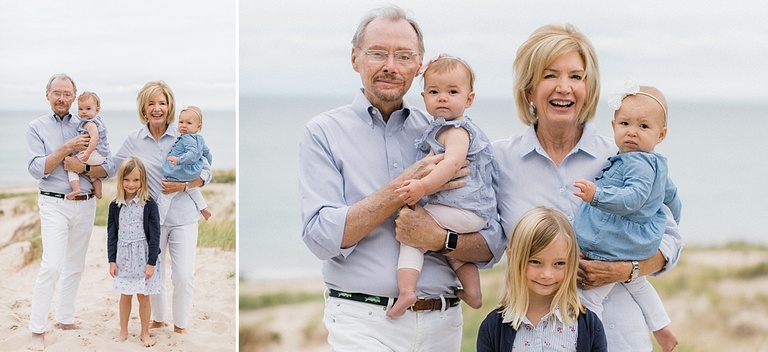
2;110;236;185
241;94;768;282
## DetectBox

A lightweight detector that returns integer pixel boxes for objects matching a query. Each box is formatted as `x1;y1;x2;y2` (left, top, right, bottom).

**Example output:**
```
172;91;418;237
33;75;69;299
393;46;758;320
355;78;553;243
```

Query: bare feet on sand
141;333;156;347
54;323;80;330
174;325;187;334
149;320;167;329
201;208;212;220
27;333;45;351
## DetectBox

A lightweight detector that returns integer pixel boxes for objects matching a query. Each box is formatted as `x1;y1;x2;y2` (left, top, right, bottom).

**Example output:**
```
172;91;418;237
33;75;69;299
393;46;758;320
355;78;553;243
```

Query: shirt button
388;132;393;137
393;163;399;169
609;323;615;329
372;110;378;115
559;188;565;193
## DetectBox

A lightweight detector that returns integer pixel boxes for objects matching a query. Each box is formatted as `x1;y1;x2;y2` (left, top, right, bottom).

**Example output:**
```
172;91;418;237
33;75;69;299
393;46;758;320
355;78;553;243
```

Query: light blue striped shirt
112;124;210;227
299;90;506;298
27;111;114;194
493;122;683;351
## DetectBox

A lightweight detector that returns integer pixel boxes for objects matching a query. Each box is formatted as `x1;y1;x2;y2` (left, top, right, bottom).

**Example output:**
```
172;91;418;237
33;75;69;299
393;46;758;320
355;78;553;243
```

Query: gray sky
242;0;768;103
0;1;236;111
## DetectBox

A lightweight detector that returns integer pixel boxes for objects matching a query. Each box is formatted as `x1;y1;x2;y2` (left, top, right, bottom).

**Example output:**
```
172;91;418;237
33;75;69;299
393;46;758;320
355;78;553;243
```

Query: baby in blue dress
159;106;212;223
67;92;109;199
390;54;497;318
573;83;680;352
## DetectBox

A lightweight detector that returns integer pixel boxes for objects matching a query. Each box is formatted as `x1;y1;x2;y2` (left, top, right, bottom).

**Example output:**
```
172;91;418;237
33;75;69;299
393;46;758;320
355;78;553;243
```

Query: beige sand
0;184;236;351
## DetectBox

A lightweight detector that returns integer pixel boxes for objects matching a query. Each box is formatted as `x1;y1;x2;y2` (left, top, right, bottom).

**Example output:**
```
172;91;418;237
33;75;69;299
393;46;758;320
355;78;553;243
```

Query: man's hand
161;178;185;194
395;204;443;252
64;134;90;154
63;155;86;174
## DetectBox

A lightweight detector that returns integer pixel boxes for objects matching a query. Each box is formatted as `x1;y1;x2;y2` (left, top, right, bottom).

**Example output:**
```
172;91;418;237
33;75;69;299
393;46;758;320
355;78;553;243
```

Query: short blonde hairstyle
115;157;150;207
78;91;100;107
422;54;475;91
500;207;583;329
179;105;204;130
136;80;176;125
513;23;600;126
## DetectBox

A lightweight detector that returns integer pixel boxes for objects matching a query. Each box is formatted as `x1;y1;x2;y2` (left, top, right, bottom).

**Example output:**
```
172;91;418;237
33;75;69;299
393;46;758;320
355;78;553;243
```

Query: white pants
323;296;463;351
150;222;198;328
157;189;207;225
66;150;105;183
29;195;96;333
398;203;486;271
579;276;671;331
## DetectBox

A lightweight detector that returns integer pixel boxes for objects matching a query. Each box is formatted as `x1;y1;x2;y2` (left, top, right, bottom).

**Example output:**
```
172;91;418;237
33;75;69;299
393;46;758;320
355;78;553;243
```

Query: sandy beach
0;183;236;352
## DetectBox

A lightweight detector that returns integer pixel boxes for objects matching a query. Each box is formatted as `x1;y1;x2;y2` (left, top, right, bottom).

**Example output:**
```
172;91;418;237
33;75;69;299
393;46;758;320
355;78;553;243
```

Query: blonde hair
500;207;583;329
136;80;176;125
179;106;204;130
115;157;150;207
513;23;600;126
422;54;475;91
78;91;100;107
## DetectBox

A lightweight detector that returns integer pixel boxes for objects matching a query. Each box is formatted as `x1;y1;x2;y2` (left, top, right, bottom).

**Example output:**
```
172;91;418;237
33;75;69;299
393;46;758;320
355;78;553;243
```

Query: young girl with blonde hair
107;157;162;347
477;207;606;351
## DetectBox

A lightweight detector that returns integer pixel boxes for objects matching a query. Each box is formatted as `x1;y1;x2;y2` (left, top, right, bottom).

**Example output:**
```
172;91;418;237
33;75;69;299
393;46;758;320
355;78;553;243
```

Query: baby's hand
167;156;179;165
79;150;92;162
145;265;155;280
109;262;118;278
395;179;425;206
573;179;597;203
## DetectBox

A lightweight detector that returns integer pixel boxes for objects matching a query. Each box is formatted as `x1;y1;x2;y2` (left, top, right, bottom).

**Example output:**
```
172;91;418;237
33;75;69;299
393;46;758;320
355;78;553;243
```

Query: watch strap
625;260;640;283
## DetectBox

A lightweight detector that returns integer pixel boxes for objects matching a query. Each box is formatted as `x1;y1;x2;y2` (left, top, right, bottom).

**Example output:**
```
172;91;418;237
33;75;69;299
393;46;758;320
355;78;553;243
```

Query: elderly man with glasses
26;73;113;351
298;6;504;351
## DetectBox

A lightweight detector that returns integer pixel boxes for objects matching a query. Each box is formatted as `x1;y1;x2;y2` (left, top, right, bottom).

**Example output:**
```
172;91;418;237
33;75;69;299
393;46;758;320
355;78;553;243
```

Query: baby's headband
607;80;667;119
418;53;468;76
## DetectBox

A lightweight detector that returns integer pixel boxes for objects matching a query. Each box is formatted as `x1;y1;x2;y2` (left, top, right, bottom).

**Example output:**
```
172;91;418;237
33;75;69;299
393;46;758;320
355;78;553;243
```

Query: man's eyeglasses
363;50;420;65
49;91;74;99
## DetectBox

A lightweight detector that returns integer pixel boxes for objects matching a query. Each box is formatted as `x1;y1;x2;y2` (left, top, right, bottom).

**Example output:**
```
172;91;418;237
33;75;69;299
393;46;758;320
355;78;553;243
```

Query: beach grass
241;245;768;352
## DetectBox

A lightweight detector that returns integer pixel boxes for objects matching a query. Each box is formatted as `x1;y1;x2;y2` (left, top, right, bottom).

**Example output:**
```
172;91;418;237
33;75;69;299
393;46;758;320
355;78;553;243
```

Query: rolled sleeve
477;216;505;269
26;121;48;180
299;123;352;260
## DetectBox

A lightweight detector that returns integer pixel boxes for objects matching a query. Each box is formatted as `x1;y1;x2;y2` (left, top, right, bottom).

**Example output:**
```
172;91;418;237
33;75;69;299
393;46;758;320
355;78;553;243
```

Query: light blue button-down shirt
493;122;683;352
112;124;210;227
299;90;505;298
27;111;114;193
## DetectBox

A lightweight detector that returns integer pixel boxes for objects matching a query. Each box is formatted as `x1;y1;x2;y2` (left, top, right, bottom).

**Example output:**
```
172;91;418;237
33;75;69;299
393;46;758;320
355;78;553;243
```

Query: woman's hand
161;178;185;194
145;265;155;280
395;204;444;252
577;253;631;289
109;262;118;278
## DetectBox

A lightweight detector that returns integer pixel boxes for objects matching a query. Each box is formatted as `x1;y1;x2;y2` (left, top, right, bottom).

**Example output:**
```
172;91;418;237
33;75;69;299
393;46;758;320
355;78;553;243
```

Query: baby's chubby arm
573;178;597;203
78;121;99;162
395;126;470;205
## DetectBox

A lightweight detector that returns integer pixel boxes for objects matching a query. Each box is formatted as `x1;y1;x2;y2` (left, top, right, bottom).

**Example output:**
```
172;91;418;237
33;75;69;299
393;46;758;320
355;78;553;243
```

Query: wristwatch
444;230;458;252
625;260;640;283
81;163;90;174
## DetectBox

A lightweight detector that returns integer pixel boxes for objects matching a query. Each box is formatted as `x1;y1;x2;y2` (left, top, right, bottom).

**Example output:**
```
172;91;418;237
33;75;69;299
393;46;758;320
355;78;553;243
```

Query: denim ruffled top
77;116;110;157
574;152;681;261
416;117;498;222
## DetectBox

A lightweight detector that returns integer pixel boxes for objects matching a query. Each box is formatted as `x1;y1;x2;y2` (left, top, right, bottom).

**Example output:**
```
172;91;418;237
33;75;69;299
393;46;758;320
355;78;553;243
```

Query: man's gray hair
351;5;425;55
46;73;77;93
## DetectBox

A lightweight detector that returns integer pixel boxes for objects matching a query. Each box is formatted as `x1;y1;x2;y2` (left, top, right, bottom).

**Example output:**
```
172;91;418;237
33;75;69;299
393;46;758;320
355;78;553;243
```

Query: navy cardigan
477;307;607;352
107;198;161;266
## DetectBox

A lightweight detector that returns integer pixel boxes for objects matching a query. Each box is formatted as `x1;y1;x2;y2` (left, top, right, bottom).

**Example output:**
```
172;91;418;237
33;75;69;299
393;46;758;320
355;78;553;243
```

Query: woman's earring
528;102;536;117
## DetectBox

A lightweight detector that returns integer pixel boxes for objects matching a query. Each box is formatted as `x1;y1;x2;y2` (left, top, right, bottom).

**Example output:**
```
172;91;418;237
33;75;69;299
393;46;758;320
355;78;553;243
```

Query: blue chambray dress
112;198;161;295
416;116;498;222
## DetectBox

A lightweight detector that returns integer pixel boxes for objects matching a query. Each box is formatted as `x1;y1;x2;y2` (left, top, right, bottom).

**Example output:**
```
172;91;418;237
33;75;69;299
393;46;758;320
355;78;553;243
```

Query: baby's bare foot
66;190;81;200
653;326;679;352
387;291;417;318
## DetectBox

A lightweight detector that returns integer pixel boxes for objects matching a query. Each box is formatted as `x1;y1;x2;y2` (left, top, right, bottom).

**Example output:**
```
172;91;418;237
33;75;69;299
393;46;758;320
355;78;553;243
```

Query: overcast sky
0;1;236;111
241;0;768;103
